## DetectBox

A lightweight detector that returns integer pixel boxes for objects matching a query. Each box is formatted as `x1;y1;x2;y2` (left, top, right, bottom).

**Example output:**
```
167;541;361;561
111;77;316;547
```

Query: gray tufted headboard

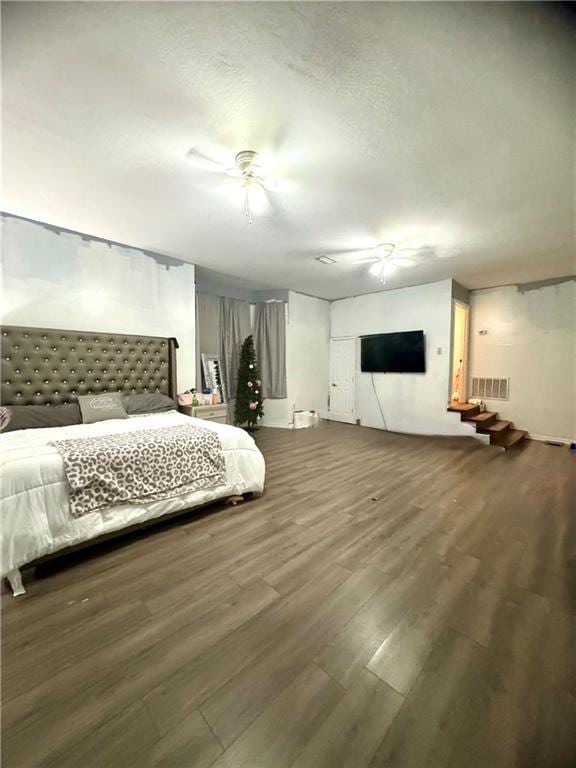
1;326;178;406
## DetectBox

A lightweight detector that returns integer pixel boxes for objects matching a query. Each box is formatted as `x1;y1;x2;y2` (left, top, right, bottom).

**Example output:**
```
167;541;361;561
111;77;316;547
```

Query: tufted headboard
1;326;178;407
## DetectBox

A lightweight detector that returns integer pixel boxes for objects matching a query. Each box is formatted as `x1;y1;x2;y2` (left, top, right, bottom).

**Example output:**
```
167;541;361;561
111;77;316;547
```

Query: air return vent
471;377;509;400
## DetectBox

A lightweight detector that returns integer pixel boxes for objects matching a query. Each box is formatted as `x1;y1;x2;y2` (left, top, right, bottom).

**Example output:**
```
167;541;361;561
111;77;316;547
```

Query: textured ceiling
2;1;575;300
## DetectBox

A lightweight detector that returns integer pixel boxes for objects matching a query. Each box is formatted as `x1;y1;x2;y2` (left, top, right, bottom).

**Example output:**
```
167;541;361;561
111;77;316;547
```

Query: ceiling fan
186;145;278;224
316;242;435;285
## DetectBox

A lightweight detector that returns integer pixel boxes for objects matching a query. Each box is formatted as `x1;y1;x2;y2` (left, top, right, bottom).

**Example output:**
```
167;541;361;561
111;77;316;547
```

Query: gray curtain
220;298;251;400
195;294;221;390
254;302;287;398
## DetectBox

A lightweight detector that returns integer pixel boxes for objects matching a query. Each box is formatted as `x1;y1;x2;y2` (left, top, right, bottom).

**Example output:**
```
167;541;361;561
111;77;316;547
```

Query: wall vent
471;377;509;400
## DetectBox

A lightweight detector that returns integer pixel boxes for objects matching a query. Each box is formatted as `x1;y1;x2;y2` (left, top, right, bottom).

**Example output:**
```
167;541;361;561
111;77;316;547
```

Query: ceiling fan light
368;262;383;276
383;261;395;276
369;259;395;284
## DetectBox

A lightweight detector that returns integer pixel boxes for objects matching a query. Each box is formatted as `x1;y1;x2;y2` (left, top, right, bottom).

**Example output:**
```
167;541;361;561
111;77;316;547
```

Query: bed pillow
1;404;82;432
122;393;176;415
77;393;128;424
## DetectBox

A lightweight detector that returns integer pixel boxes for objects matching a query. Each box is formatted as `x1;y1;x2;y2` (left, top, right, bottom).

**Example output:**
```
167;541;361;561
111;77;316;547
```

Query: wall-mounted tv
361;330;425;373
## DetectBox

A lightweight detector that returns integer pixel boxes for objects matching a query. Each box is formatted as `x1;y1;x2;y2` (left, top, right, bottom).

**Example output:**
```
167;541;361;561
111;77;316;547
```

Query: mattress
0;411;265;578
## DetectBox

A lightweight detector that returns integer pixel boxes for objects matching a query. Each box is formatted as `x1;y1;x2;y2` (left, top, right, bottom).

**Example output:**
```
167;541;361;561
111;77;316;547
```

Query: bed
0;325;265;595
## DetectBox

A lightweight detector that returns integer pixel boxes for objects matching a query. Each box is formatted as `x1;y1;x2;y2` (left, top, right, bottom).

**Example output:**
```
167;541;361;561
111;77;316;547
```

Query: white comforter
0;411;265;578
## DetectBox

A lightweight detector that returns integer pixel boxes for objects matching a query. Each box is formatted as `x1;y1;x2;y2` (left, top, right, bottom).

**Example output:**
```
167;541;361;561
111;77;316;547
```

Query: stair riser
467;414;498;429
458;411;479;422
493;430;528;449
480;423;512;438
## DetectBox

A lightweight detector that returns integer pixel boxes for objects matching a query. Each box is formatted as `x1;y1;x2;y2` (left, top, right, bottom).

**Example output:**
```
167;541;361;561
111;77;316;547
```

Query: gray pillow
1;404;82;432
122;393;176;415
77;393;128;424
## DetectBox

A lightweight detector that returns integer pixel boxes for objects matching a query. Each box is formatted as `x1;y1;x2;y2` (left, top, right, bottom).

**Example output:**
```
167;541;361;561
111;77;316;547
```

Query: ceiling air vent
471;377;509;400
315;255;336;264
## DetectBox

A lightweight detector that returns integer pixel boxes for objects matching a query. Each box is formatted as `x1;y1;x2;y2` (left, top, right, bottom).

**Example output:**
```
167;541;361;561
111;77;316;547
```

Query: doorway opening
451;301;470;403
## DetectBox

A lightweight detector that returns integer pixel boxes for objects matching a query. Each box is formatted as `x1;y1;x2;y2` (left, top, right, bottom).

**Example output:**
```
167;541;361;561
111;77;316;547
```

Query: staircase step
493;428;528;449
466;411;498;424
482;419;512;434
447;402;479;414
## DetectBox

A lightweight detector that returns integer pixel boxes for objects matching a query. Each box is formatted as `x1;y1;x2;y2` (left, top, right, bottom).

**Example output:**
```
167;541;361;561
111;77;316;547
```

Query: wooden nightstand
179;403;229;425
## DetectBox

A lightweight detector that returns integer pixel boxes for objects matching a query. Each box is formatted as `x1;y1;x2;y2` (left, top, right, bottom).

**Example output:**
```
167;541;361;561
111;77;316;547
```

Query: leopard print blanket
50;424;226;518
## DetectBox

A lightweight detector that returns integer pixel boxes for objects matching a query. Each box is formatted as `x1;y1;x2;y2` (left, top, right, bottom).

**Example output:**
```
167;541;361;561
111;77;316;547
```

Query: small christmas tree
234;335;264;429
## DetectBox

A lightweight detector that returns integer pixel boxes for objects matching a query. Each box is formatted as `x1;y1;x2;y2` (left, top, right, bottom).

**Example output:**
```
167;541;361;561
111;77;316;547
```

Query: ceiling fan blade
320;247;381;261
315;241;428;266
256;175;278;192
185;145;230;174
395;245;437;260
260;184;284;219
390;256;419;268
353;256;381;264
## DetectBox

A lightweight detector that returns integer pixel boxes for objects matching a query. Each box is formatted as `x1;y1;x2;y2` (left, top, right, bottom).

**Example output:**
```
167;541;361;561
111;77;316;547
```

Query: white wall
259;397;291;429
287;291;330;419
469;282;576;442
259;292;330;428
330;280;478;438
1;216;196;389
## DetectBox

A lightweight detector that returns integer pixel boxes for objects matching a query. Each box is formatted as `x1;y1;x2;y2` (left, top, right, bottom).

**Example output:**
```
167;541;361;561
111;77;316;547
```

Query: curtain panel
196;294;285;401
220;298;251;400
195;293;222;390
254;302;287;399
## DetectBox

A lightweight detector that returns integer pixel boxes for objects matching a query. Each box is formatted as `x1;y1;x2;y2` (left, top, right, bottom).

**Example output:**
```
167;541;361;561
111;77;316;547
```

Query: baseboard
528;434;574;445
327;415;357;425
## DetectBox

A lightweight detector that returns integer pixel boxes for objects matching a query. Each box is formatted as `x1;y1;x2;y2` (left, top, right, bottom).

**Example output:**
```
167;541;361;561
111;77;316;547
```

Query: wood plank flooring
2;422;575;768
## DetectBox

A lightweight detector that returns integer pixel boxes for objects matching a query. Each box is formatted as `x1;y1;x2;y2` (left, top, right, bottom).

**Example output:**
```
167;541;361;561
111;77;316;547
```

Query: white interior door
329;337;356;423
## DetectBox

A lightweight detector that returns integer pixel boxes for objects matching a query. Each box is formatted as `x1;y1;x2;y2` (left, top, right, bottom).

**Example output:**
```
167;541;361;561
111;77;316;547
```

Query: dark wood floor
2;423;575;768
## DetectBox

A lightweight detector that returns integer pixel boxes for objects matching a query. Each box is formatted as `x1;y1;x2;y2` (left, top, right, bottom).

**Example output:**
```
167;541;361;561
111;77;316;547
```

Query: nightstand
179;403;229;425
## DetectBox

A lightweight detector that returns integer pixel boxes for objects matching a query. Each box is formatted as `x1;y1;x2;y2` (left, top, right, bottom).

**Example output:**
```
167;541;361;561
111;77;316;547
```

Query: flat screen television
360;330;425;373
